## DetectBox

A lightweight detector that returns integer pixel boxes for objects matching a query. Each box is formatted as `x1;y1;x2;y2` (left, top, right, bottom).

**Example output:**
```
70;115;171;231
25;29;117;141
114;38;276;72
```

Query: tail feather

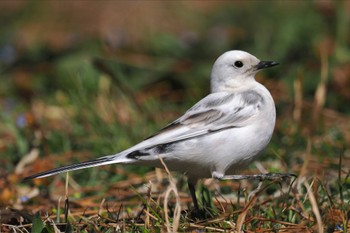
24;155;123;180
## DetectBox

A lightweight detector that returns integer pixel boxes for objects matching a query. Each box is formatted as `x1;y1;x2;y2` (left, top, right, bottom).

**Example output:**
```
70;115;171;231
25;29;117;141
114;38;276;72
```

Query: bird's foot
217;173;297;182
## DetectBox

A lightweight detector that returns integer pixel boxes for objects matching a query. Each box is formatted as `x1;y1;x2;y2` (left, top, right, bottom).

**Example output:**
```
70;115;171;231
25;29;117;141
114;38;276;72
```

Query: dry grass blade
298;137;312;180
304;181;323;233
98;198;105;216
47;218;62;233
252;216;307;227
15;148;39;175
144;181;152;228
236;182;263;232
1;224;30;233
293;70;303;123
188;223;227;232
57;197;62;223
158;156;181;232
313;45;329;123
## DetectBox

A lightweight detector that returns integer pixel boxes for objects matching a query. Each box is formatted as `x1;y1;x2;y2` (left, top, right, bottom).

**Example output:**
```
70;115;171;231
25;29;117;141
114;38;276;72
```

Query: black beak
256;61;279;70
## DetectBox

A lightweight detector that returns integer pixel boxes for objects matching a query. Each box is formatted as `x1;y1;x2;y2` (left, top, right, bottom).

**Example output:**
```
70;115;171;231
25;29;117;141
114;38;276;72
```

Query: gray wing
131;90;264;150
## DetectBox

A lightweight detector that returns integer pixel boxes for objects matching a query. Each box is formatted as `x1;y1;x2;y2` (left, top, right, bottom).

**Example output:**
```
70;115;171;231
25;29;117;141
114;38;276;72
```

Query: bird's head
211;50;278;92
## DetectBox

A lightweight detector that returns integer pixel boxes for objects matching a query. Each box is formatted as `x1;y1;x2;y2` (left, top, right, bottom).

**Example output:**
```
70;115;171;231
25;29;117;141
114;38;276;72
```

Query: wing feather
132;90;263;151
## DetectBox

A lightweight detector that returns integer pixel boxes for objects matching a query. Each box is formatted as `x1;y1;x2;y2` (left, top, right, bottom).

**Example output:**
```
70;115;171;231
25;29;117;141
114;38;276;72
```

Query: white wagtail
26;50;285;211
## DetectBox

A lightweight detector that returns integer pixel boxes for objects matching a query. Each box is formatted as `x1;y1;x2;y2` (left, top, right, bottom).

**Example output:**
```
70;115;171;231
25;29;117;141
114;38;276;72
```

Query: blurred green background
0;1;349;191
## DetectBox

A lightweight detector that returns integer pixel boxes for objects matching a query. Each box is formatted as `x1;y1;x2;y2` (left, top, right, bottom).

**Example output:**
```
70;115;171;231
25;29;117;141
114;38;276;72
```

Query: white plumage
26;50;279;211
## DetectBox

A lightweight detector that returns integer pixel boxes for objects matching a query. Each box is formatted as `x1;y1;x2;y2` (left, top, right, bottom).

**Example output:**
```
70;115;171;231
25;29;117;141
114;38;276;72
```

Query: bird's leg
216;173;296;182
187;181;199;212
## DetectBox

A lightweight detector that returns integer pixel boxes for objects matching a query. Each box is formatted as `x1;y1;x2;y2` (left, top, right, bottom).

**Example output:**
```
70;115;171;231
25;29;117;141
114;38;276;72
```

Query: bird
25;50;279;212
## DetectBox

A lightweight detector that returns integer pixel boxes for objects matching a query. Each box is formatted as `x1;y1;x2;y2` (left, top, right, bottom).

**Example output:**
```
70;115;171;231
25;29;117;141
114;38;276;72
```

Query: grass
6;168;348;232
0;1;350;232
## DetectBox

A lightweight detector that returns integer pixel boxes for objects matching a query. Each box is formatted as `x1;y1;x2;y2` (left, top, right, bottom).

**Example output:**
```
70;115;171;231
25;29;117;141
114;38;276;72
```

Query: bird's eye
234;61;243;68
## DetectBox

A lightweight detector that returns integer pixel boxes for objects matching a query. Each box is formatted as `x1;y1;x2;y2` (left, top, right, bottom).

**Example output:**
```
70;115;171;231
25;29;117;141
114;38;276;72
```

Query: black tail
24;156;116;180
